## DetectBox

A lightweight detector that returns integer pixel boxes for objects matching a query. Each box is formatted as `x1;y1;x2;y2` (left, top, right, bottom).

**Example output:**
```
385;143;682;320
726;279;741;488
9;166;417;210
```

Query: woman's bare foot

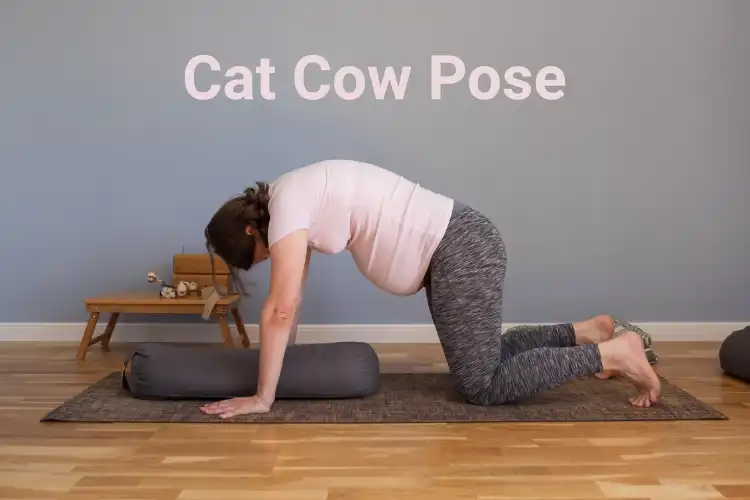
573;315;615;345
594;370;616;380
598;332;661;407
573;315;616;379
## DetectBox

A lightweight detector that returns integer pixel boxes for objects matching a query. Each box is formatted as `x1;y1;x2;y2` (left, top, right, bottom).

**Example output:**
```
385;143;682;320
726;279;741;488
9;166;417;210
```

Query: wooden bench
77;253;250;361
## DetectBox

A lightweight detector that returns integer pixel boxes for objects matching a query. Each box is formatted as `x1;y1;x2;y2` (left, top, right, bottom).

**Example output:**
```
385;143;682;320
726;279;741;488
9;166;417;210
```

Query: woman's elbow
262;299;298;325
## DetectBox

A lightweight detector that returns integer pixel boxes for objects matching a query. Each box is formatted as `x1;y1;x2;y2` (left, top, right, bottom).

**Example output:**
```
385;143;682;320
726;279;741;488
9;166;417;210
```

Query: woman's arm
199;229;310;419
289;245;311;345
255;228;310;406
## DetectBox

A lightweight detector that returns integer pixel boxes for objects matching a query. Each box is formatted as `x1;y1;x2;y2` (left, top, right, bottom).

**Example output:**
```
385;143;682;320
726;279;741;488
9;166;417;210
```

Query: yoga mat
41;372;726;423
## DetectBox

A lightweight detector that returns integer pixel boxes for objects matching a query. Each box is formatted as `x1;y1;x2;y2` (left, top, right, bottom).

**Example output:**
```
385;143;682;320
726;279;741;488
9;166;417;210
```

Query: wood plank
85;292;239;307
83;292;241;316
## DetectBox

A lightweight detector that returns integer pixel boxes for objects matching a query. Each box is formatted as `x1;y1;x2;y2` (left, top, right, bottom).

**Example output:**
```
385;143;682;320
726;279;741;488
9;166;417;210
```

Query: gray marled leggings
424;203;604;406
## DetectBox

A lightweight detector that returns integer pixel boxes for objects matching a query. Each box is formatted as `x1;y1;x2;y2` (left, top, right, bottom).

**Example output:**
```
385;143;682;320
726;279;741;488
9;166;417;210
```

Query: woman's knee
460;389;506;406
454;379;510;406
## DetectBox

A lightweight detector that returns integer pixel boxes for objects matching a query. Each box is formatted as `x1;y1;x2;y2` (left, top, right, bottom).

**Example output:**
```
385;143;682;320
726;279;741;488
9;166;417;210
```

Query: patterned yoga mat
41;372;726;424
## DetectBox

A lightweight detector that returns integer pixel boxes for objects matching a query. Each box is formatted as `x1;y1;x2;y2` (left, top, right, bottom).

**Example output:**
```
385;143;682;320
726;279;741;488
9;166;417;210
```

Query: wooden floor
0;341;748;499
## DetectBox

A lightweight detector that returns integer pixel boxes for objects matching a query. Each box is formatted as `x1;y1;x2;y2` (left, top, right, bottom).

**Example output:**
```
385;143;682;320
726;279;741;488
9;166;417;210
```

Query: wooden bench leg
289;323;298;346
102;312;119;351
77;312;100;361
216;313;235;348
89;312;120;352
230;307;250;348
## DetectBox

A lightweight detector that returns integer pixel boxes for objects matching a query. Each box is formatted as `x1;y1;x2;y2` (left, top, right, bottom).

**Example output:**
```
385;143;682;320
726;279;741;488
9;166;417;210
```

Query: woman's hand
200;395;272;419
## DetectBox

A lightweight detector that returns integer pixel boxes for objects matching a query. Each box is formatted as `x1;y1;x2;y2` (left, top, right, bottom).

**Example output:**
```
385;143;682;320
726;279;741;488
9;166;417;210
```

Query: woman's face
246;225;270;264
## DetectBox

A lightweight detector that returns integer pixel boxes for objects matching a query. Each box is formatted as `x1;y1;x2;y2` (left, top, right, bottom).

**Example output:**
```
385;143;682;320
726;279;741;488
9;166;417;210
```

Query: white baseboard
0;321;745;344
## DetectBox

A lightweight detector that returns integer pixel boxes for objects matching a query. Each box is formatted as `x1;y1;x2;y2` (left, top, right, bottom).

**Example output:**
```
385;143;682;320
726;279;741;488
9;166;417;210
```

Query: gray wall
1;0;748;324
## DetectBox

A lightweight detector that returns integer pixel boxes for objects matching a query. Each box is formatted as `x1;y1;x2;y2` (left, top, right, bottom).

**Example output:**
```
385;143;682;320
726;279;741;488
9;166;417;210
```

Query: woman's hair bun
243;182;270;207
242;182;270;220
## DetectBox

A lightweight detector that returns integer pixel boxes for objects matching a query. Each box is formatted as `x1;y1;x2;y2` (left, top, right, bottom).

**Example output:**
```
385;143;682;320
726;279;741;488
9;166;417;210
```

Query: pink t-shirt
267;159;454;296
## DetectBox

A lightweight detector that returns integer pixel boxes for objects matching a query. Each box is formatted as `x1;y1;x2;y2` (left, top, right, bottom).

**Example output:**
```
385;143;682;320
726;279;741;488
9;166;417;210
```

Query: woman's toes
628;393;653;408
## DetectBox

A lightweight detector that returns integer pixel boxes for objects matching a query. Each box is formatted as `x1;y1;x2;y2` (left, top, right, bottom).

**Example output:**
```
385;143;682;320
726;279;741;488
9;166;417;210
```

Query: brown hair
204;182;271;295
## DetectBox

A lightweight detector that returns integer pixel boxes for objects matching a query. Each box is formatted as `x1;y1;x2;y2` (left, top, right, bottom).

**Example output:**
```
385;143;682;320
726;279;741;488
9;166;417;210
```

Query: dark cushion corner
719;326;750;383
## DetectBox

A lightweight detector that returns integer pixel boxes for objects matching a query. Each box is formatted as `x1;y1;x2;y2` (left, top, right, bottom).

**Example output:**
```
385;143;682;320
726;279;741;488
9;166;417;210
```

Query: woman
200;159;660;419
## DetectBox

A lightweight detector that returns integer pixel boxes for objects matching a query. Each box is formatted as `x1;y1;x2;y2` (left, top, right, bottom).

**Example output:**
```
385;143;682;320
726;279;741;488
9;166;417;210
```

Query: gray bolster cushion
121;341;381;400
719;325;750;383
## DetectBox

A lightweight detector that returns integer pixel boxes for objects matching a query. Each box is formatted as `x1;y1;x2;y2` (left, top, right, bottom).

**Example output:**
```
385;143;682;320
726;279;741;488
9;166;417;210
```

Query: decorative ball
160;285;176;299
176;282;188;297
187;281;198;292
147;272;157;283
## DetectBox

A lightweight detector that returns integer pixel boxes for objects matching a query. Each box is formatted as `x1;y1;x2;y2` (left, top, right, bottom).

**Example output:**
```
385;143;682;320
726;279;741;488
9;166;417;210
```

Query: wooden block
173;253;230;275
